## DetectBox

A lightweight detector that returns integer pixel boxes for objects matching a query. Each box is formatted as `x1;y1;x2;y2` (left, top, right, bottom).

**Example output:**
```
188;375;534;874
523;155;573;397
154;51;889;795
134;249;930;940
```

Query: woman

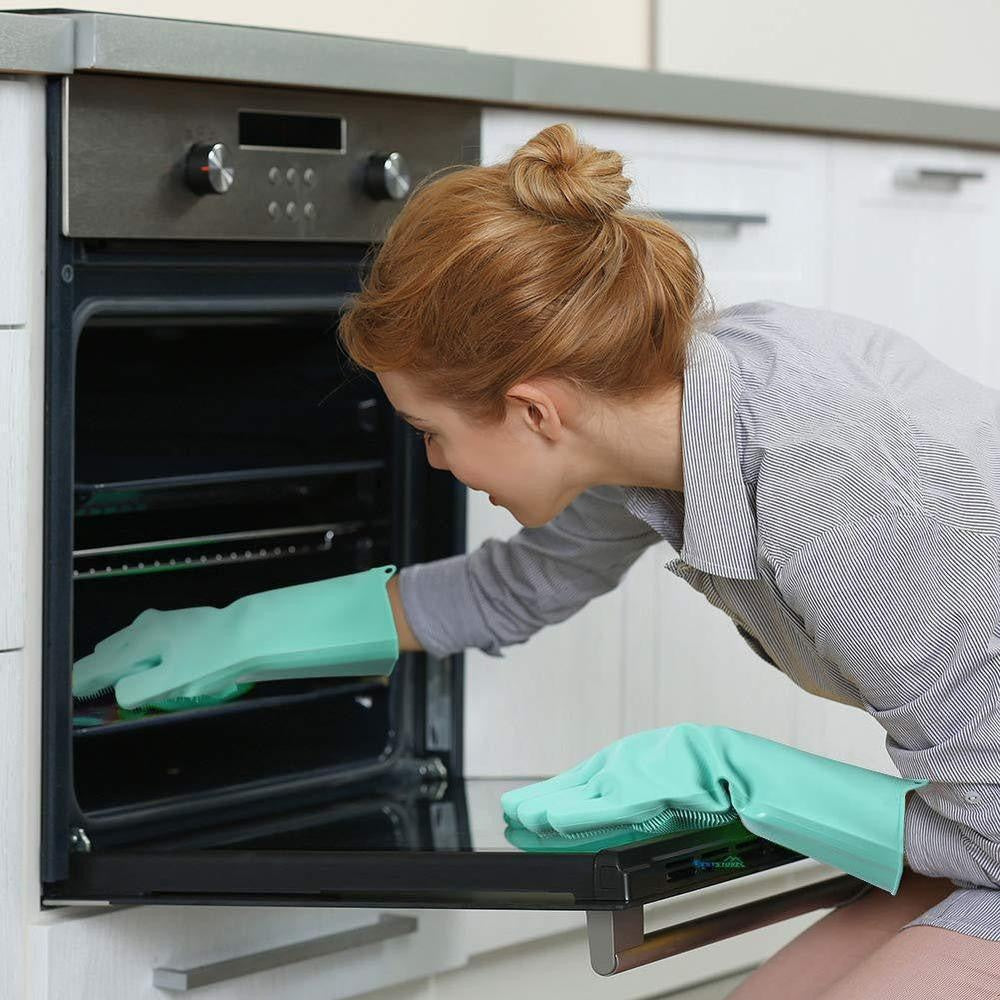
339;123;1000;997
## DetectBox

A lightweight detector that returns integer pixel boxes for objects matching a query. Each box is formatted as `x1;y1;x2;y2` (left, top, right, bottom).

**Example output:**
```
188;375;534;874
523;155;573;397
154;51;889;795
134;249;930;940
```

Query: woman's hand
501;723;928;894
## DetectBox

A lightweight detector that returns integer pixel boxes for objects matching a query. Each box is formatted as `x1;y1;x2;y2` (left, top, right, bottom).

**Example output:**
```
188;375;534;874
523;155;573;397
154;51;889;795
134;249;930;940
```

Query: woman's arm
386;571;424;653
396;484;663;660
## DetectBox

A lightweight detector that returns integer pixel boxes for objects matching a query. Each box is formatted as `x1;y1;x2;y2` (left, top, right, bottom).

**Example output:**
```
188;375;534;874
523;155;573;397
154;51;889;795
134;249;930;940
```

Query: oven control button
364;151;411;201
185;142;235;195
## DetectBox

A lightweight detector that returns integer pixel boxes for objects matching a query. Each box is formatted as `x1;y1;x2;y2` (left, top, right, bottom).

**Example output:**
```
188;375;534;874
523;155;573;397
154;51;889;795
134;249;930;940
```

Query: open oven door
42;771;868;978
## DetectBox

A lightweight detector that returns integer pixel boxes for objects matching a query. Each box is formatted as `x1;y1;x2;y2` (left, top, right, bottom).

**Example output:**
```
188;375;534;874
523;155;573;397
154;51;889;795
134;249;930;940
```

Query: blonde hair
338;122;716;426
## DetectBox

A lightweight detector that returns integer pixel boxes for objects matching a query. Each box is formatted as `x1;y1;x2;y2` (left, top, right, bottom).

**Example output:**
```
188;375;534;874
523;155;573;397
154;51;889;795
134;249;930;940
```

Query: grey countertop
2;9;999;150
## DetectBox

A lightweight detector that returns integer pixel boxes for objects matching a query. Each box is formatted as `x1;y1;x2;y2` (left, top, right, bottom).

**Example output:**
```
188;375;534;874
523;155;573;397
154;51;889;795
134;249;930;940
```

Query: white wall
7;0;1000;108
655;0;1000;109
7;0;1000;110
1;0;654;70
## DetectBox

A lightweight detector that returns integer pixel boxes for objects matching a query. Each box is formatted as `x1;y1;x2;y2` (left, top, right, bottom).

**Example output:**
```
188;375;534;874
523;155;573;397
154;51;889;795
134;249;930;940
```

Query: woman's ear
506;381;566;441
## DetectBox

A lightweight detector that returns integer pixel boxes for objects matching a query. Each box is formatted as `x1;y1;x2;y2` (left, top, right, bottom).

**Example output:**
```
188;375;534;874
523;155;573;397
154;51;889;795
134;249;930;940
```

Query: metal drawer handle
894;167;986;189
625;209;769;228
587;873;864;975
153;913;418;992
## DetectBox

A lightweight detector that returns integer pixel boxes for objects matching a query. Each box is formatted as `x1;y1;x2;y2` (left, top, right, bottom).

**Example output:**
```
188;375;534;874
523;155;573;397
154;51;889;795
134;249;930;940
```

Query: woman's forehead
378;371;440;424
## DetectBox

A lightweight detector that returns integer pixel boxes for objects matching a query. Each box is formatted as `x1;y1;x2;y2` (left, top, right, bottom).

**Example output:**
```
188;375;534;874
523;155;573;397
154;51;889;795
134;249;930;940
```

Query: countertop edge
1;10;999;150
0;12;74;74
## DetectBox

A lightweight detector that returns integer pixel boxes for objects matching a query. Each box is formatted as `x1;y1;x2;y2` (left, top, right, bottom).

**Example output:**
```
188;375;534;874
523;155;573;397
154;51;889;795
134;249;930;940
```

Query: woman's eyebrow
395;410;428;425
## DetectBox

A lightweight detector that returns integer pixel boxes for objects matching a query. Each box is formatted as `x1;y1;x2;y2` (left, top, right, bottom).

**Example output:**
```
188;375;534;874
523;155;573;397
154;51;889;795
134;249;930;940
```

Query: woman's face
377;370;584;528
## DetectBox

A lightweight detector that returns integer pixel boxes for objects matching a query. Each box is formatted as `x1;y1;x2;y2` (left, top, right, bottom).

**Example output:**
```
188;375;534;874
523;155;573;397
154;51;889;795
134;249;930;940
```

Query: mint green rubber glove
72;564;400;709
501;723;928;894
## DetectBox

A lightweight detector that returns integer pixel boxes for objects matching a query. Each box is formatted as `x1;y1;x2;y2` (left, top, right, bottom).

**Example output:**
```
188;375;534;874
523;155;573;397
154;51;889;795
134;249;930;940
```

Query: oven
39;70;867;976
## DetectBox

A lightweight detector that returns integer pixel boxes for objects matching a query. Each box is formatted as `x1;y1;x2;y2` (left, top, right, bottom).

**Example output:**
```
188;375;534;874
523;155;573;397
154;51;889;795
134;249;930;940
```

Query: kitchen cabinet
469;106;998;785
0;648;30;1000
826;136;1000;391
29;906;471;999
466;107;835;777
462;491;639;776
0;78;38;329
0;77;44;651
479;107;830;312
0;324;29;652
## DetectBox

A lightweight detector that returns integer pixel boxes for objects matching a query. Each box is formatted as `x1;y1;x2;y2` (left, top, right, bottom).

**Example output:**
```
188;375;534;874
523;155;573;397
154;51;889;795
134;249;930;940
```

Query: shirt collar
624;329;759;580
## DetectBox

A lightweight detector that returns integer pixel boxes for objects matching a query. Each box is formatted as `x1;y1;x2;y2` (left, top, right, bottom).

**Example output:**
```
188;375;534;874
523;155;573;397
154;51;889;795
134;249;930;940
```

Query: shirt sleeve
775;508;1000;890
397;484;663;661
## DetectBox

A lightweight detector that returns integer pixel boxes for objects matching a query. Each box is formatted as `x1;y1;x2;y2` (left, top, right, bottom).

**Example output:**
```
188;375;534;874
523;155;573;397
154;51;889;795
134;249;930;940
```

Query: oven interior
49;243;462;864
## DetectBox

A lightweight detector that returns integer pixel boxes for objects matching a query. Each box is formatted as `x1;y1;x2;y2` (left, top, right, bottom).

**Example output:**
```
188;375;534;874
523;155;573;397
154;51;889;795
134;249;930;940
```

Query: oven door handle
587;873;868;976
152;913;418;992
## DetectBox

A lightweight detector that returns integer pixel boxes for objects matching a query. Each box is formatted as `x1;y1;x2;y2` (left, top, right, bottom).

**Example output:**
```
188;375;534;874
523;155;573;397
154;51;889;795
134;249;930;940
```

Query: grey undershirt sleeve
397;484;662;660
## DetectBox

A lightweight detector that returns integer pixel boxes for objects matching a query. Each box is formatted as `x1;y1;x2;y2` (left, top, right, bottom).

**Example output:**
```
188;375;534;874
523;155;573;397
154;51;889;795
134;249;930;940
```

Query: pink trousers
724;869;1000;999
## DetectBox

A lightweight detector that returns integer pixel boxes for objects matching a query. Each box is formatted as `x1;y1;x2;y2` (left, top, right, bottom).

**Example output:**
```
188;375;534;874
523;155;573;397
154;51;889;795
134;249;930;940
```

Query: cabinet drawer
481;107;828;308
31;905;468;999
827;136;1000;389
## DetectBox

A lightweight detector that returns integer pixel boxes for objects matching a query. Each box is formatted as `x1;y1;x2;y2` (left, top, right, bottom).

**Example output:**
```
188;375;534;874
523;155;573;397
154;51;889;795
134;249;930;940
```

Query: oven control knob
185;142;235;195
364;152;411;201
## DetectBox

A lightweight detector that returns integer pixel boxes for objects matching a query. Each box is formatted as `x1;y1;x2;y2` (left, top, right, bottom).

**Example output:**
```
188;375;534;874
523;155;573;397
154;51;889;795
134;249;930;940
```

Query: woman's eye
412;427;435;444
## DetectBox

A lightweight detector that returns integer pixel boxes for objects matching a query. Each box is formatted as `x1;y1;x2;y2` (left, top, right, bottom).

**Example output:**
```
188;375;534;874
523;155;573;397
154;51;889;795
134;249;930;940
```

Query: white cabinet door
0;324;29;652
462;489;640;776
618;124;829;311
0;76;45;651
473;109;832;773
29;905;469;1000
792;136;1000;773
480;107;830;311
0;78;42;329
0;648;29;1000
463;109;657;777
827;137;1000;391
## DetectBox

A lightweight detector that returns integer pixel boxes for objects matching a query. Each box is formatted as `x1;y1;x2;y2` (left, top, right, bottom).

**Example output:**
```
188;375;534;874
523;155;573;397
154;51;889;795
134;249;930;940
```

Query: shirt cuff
397;557;506;661
904;790;993;887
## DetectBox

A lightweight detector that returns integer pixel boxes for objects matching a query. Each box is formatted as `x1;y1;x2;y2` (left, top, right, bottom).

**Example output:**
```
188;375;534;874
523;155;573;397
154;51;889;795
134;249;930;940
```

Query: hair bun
507;123;632;224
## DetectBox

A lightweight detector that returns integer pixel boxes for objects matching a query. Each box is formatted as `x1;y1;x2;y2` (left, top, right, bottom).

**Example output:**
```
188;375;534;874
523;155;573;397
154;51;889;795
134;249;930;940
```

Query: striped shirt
398;299;1000;940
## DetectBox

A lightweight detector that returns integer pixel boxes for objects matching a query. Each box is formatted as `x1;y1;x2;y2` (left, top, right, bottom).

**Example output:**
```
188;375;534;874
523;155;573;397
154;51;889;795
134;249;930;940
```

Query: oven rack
72;519;388;579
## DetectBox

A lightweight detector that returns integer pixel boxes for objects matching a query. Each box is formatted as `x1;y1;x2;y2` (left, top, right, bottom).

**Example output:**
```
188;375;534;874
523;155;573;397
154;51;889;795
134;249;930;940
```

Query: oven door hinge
392;754;449;799
416;755;448;800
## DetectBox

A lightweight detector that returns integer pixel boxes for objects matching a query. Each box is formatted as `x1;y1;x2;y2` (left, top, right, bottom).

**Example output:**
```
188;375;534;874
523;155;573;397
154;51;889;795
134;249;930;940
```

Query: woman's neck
578;380;685;493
